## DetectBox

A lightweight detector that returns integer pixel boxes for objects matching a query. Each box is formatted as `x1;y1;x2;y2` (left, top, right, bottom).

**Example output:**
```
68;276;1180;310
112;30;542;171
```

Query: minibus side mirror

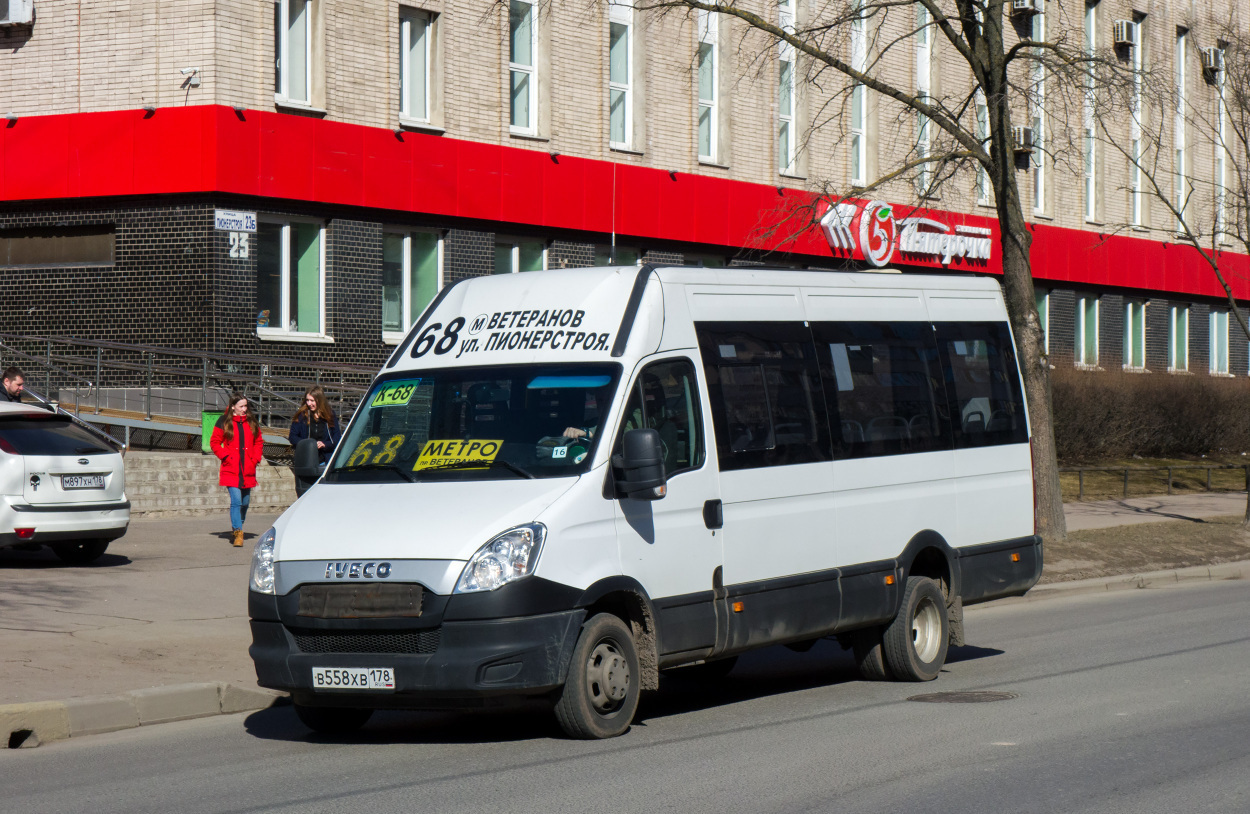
292;438;322;497
613;428;667;500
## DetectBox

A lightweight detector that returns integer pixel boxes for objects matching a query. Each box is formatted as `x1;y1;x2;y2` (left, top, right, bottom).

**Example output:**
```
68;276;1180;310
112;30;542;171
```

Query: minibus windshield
325;364;622;483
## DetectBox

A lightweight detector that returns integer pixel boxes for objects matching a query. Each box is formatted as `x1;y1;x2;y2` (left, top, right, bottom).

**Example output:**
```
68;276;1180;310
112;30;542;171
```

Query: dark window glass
696;322;831;471
0;227;114;268
613;359;705;475
814;322;950;459
936;322;1029;448
256;222;283;328
0;417;115;456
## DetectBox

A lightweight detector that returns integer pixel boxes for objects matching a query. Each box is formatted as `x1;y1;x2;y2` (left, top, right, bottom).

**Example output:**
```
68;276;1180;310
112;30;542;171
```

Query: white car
0;401;129;563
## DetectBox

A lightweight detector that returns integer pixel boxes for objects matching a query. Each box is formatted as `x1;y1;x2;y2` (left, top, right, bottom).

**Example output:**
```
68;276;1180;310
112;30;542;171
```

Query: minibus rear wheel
848;628;891;681
882;577;949;681
294;704;373;735
554;613;640;739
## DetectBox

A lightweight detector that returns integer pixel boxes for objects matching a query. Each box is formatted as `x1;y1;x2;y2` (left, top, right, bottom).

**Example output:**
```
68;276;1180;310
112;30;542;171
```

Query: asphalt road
2;580;1248;814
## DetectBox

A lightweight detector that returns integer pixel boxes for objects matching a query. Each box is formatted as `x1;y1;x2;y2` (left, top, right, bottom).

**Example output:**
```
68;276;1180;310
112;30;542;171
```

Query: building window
1210;309;1229;375
1174;28;1188;230
1123;300;1146;370
1083;2;1097;222
849;0;867;185
974;90;990;205
275;0;313;105
1074;294;1099;368
1129;14;1145;226
777;0;796;174
509;0;537;133
494;238;546;274
697;9;718;162
400;10;433;123
0;227;114;268
1031;8;1046;214
609;3;633;148
915;4;932;195
1168;304;1189;371
1214;44;1228;241
1035;289;1049;355
593;245;641;266
382;230;442;340
256;219;325;337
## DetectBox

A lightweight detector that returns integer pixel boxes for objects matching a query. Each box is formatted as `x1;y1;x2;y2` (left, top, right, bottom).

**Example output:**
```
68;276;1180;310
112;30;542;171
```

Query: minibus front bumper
249;588;587;708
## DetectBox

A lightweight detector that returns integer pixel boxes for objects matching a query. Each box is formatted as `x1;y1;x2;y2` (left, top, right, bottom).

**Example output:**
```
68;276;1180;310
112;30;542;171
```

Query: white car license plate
311;667;395;691
61;474;105;489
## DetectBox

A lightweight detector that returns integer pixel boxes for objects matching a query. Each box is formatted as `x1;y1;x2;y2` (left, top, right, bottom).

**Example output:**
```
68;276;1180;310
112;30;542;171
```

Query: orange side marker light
884;575;895;585
732;601;745;613
1011;552;1021;563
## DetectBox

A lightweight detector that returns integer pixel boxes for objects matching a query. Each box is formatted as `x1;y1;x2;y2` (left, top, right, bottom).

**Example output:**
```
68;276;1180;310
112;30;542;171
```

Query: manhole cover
907;691;1019;704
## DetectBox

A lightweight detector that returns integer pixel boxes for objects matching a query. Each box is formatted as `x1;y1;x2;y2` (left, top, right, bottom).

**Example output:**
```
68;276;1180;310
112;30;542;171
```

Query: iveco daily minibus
248;266;1041;739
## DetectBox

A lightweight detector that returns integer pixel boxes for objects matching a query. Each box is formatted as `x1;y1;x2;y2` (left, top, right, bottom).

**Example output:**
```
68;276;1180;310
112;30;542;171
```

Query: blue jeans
228;487;252;530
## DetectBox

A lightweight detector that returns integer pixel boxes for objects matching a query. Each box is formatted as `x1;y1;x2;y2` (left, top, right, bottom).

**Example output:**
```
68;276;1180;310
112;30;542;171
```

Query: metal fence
1060;464;1250;501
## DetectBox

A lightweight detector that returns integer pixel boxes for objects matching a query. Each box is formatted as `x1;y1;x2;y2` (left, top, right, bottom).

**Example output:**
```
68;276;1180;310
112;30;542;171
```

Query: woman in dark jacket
289;385;341;466
210;392;265;547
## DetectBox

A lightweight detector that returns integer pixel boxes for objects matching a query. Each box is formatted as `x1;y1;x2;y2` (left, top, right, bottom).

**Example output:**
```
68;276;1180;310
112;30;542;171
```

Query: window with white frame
1215;44;1228;241
915;4;932;196
509;0;537;133
400;10;433;124
1129;15;1144;225
1123;300;1146;370
1168;304;1189;371
274;0;314;105
697;10;718;162
609;3;633;148
1174;28;1188;229
850;0;867;185
593;245;641;266
256;218;325;337
382;230;442;340
1075;294;1099;367
1210;309;1229;375
494;238;546;274
1031;8;1046;214
975;90;990;205
1083;2;1097;222
777;0;796;174
1035;289;1050;354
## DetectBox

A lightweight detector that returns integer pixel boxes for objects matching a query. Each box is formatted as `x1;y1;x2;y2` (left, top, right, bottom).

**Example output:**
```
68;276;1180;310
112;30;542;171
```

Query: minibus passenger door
611;357;723;659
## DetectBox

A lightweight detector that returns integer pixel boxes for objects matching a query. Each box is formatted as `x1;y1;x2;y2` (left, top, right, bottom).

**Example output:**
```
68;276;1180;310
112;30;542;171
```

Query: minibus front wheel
553;613;640;739
883;577;949;681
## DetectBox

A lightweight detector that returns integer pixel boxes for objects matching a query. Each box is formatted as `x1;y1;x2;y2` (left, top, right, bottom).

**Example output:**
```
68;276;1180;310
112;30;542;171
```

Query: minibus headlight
454;523;546;593
250;527;277;594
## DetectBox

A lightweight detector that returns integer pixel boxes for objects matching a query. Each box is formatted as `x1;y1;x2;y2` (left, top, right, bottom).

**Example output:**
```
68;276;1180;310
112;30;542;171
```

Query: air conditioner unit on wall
0;0;34;25
1011;0;1043;16
1013;126;1035;154
1113;20;1136;47
1202;47;1225;74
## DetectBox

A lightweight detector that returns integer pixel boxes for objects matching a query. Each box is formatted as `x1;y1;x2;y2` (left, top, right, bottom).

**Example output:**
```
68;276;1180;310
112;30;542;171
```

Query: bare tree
613;0;1119;543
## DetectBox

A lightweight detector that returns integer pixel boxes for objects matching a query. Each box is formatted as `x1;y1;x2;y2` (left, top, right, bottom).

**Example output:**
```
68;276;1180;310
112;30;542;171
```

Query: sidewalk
2;495;1247;745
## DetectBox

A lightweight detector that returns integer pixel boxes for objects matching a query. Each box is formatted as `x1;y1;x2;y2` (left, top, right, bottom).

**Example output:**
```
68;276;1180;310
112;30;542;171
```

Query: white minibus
248;266;1041;739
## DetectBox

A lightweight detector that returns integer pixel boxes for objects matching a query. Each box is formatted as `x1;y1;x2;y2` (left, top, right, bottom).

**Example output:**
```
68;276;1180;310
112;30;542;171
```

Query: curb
1024;559;1248;601
1;683;287;749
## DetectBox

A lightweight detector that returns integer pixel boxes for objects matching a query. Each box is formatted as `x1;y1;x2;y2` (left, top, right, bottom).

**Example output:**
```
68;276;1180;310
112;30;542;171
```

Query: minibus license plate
61;475;105;489
311;667;395;691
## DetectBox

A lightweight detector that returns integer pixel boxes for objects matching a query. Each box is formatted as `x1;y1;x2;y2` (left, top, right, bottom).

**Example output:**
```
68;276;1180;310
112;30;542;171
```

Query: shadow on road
0;549;132;569
944;644;1005;665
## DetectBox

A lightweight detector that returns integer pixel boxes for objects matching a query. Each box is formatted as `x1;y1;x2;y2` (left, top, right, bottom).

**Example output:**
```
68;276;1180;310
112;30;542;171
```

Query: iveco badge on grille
324;561;393;579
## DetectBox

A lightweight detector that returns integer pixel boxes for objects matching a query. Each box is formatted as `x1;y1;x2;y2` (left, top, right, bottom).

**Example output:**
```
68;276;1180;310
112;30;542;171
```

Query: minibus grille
290;628;442;655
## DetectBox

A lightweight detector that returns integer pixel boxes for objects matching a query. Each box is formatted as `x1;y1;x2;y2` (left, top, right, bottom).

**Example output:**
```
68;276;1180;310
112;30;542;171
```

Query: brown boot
232;529;244;547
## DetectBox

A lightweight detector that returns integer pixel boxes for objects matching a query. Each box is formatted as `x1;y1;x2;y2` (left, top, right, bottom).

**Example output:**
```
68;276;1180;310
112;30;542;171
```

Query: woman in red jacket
210;392;265;547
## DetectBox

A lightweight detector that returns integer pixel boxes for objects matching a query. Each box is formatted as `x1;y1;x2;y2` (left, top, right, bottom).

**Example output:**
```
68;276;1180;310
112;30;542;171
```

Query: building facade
1;0;1248;377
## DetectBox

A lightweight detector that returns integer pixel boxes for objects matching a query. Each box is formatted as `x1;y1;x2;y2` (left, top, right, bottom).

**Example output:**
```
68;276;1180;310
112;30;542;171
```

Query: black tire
662;655;738;682
554;613;640;739
849;628;891;681
294;704;373;735
883;577;949;682
51;539;110;564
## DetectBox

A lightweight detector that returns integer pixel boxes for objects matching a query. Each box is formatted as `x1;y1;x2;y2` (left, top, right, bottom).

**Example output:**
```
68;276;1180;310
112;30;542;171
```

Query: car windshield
0;416;116;456
325;364;622;483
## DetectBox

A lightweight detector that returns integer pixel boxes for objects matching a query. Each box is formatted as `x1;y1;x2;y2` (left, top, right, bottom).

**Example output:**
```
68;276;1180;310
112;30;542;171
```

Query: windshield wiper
424;459;536;479
335;462;415;482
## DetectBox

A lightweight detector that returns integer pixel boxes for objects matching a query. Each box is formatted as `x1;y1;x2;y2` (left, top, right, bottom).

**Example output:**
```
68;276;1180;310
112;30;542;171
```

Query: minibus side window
695;322;832;472
613;359;705;475
813;322;950;459
935;322;1029;448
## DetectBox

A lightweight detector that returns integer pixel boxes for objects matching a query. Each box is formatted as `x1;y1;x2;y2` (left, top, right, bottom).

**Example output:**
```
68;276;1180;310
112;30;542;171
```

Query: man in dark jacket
1;367;24;403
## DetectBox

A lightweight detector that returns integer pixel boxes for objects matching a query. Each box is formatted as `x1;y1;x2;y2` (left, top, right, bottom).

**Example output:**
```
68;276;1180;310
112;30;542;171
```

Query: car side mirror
292;438;322;497
613;428;667;500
